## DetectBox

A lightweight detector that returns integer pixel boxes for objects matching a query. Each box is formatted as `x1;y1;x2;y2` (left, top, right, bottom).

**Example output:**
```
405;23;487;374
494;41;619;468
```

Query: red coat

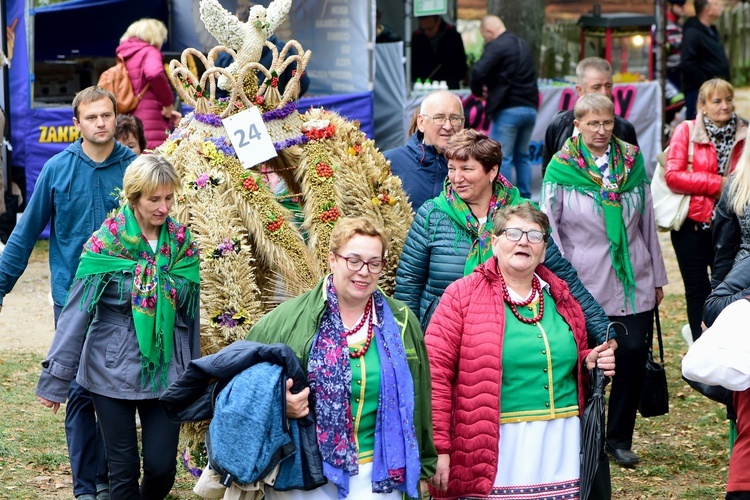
116;38;174;149
665;115;747;224
425;257;591;498
729;389;750;493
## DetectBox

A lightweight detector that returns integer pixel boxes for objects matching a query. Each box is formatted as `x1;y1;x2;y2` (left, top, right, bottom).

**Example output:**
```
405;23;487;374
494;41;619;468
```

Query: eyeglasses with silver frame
499;228;547;244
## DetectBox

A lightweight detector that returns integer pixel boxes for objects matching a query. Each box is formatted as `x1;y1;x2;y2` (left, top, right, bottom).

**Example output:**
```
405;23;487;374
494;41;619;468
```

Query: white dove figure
200;0;293;89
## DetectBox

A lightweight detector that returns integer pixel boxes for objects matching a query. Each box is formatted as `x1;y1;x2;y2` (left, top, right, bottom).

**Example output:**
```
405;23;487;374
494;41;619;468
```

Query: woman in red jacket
665;78;747;342
425;203;615;499
116;19;177;150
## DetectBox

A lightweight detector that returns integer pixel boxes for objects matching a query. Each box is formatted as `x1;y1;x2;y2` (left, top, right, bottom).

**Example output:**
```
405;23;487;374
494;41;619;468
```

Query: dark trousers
54;305;108;497
727;492;750;499
606;311;652;451
91;394;181;500
670;221;713;341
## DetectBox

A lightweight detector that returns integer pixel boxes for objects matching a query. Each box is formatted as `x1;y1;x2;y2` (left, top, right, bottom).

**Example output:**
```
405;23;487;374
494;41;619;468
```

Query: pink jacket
116;38;174;149
425;258;591;498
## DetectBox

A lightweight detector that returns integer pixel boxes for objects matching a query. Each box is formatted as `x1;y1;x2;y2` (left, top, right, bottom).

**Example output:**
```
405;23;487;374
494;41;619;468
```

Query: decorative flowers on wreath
210;238;242;259
320;202;341;225
302;119;336;141
315;161;334;179
239;172;261;192
211;308;249;328
186;171;224;190
266;212;284;232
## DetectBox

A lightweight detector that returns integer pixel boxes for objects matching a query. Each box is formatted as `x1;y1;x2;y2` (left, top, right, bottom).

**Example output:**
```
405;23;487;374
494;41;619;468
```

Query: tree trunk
486;0;545;68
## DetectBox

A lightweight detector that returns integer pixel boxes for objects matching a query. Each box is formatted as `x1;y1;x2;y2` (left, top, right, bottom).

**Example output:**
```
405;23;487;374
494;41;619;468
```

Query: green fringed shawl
74;204;200;391
430;175;522;276
543;135;646;309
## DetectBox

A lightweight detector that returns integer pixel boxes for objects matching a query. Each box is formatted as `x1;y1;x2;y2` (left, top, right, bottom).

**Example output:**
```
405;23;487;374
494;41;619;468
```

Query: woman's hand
37;395;60;414
285;378;310;419
586;342;615;377
161;104;175;119
429;453;450;491
655;287;664;306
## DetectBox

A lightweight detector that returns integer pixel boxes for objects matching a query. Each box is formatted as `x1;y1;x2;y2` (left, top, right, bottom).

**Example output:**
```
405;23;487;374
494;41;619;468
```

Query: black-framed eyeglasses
583;120;616;132
421;114;465;127
499;228;547;244
335;254;385;274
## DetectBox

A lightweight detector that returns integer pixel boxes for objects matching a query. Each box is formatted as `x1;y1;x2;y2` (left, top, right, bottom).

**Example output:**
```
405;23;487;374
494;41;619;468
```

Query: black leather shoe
606;447;640;466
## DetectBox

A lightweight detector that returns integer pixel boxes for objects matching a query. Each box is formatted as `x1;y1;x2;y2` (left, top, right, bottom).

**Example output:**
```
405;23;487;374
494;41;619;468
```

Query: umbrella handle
605;321;628;343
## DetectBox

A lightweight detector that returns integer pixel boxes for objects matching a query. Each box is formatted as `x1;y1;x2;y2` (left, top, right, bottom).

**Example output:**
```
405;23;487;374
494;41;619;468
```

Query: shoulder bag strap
653;307;665;364
686;120;695;172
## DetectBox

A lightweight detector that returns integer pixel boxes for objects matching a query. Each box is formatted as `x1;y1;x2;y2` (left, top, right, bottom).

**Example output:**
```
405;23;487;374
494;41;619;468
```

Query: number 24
233;124;262;147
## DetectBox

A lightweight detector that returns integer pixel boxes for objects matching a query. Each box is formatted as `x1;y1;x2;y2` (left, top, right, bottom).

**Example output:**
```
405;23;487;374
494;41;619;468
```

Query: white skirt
265;462;403;500
463;417;580;499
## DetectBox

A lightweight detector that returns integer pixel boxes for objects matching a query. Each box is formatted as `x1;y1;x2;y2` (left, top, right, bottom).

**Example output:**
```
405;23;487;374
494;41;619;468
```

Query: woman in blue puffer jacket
394;129;611;346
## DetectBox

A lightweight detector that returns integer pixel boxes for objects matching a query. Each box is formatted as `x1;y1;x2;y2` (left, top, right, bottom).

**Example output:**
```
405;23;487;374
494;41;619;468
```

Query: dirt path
0;257;55;354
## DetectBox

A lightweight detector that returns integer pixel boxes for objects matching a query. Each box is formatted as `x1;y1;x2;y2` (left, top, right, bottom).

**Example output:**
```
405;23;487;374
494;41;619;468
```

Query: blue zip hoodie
0;139;136;307
383;131;448;211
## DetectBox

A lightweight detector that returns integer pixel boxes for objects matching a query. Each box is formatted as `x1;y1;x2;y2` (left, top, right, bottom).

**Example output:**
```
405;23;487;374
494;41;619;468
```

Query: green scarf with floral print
74;204;200;391
431;174;522;276
543;134;646;309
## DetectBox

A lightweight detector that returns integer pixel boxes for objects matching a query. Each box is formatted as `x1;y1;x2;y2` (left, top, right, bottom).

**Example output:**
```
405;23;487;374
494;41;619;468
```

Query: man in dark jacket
680;0;729;119
470;15;538;198
411;15;467;89
383;90;464;210
542;57;639;174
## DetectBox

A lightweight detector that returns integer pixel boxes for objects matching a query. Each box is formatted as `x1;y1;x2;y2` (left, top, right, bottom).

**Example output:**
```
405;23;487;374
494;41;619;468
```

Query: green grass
0;289;733;498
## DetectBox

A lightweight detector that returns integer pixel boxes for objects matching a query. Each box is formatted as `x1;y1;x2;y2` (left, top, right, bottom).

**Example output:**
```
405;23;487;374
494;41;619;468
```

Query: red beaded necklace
500;274;545;324
343;297;372;335
346;297;374;358
349;311;374;358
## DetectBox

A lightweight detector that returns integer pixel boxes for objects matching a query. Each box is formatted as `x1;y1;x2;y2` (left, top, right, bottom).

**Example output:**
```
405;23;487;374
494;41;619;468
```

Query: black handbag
638;308;669;417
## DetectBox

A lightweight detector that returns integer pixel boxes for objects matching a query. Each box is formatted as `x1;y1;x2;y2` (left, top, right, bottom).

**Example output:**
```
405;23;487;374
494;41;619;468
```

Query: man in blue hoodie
0;86;136;500
383;90;464;211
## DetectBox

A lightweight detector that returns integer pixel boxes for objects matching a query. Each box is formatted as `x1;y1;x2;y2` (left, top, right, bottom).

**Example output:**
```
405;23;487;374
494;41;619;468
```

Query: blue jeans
490;106;538;199
54;305;108;497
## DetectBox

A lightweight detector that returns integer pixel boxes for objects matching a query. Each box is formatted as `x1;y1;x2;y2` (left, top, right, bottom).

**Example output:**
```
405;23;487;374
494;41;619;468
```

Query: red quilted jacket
425;257;591;498
665;114;747;224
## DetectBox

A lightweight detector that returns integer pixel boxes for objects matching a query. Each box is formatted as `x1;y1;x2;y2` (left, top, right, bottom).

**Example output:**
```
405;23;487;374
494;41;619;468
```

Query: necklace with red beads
500;274;545;324
345;297;374;358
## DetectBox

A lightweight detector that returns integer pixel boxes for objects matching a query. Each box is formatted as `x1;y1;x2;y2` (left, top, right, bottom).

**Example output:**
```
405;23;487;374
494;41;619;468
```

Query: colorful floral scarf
543;134;646;309
74;204;200;391
306;276;420;498
430;175;522;275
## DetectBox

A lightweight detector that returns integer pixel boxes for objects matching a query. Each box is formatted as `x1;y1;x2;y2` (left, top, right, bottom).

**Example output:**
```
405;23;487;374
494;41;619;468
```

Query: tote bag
652;121;694;232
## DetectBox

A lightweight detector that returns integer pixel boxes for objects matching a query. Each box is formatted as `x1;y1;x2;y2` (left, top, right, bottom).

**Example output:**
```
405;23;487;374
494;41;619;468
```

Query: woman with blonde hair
247;216;435;499
116;18;177;149
713;126;750;285
665;78;747;342
36;155;201;499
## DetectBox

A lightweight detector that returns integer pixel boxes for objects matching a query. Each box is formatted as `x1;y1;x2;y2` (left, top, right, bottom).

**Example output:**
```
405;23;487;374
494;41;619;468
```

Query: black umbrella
579;322;625;500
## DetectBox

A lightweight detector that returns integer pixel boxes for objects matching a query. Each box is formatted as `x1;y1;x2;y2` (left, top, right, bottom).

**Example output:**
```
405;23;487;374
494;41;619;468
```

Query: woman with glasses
425;203;615;498
246;216;436;499
541;93;668;467
666;79;747;343
395;128;611;349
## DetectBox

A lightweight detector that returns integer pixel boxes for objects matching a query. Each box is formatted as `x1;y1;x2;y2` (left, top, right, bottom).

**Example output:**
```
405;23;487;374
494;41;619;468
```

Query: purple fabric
307;276;420;498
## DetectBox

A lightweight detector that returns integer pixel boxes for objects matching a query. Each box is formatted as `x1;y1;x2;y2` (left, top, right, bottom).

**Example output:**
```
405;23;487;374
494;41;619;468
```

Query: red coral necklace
345;297;374;358
500;274;544;324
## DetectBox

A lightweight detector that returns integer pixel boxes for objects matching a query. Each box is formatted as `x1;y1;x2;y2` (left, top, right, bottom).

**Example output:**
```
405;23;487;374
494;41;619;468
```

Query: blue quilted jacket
394;199;612;344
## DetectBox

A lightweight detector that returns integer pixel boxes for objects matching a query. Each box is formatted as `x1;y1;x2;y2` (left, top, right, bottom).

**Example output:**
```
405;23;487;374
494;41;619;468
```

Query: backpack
97;55;150;114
